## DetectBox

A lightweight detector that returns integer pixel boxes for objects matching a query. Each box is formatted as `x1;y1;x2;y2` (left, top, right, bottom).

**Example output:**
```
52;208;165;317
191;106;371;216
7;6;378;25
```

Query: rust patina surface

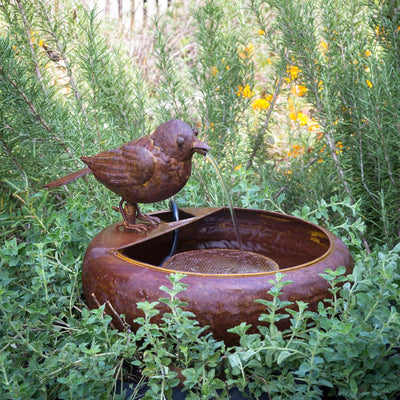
82;207;353;345
44;120;209;231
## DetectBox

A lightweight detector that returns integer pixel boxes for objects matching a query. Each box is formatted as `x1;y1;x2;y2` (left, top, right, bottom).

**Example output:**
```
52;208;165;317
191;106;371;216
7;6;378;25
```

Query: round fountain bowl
82;207;353;344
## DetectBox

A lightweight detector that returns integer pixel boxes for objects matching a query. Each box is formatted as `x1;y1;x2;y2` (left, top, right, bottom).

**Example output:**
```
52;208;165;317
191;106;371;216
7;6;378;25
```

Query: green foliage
0;0;150;224
152;19;192;123
191;0;255;165
134;274;226;399
1;218;400;398
0;193;134;399
225;251;400;400
253;0;400;247
292;196;366;254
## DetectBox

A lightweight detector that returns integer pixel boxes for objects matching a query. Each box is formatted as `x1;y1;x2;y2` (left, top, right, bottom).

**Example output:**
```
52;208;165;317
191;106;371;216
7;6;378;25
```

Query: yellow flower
285;65;301;82
239;43;254;59
287;97;295;113
30;30;39;44
375;26;387;38
364;49;372;57
291;84;307;96
288;144;304;158
296;112;309;126
290;110;318;131
252;98;270;111
289;65;301;79
366;79;373;88
235;164;242;170
211;66;218;76
319;41;328;54
308;118;320;132
258;29;265;35
237;84;254;98
335;141;344;155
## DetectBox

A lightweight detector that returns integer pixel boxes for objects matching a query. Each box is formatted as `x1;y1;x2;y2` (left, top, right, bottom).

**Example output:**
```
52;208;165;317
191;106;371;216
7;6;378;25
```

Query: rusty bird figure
44;119;210;231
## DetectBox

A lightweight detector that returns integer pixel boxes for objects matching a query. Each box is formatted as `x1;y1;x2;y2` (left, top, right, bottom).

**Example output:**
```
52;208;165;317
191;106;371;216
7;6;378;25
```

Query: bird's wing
81;143;155;187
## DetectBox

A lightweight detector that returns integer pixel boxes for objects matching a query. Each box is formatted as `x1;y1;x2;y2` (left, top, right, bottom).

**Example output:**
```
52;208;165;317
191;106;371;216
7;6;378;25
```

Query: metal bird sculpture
44;119;210;231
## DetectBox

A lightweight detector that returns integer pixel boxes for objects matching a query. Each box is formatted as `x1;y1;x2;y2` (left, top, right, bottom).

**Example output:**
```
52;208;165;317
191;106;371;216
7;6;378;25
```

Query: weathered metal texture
44;120;209;230
82;207;353;345
80;121;209;205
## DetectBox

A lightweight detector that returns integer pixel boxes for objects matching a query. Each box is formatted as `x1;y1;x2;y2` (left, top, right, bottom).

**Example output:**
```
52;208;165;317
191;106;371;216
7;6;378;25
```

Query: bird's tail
43;168;91;189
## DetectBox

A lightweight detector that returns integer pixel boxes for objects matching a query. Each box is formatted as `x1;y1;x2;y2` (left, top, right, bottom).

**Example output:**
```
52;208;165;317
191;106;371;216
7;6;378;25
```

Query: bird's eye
177;137;185;147
193;128;199;137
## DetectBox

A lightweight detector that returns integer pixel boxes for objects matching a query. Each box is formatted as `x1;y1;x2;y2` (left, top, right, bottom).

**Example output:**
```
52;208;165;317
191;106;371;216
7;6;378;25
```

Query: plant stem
16;0;46;93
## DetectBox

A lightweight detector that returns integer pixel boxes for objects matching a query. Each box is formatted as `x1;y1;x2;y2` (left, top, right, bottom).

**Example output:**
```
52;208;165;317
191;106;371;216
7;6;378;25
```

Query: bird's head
152;119;210;161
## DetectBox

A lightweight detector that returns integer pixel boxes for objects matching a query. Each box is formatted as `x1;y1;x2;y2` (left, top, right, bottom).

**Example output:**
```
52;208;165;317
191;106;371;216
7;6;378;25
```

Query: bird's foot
136;212;161;226
114;201;160;232
117;221;153;232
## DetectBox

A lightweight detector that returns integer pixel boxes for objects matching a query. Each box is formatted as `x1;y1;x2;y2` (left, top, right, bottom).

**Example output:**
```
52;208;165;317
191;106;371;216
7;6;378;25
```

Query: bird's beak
193;138;211;156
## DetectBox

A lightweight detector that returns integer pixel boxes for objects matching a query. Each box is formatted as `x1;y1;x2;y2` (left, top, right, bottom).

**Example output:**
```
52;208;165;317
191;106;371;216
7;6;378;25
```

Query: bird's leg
136;204;161;226
119;200;136;226
117;200;149;232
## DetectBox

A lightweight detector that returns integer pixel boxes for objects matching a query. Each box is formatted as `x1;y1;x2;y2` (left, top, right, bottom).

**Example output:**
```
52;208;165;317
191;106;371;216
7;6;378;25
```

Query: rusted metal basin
82;207;353;345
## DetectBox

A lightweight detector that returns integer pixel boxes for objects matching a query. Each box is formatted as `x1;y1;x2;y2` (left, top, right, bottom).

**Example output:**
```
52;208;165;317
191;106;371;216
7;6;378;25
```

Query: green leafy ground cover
1;0;399;398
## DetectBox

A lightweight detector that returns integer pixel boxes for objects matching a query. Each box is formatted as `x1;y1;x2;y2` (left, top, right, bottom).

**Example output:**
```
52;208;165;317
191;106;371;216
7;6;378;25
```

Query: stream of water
206;153;244;254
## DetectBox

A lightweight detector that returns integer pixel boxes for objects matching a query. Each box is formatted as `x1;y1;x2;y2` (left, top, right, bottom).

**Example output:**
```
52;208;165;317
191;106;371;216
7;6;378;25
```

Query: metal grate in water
162;248;279;274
